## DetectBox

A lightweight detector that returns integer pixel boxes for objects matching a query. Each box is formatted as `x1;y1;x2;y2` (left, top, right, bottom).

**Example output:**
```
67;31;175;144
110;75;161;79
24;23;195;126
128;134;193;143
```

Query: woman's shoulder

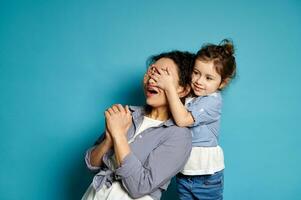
129;105;143;112
164;124;191;140
160;125;192;150
129;105;151;113
128;105;147;116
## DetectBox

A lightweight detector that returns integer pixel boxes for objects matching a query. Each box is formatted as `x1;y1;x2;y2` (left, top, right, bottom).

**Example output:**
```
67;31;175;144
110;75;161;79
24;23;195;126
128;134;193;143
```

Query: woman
82;51;194;200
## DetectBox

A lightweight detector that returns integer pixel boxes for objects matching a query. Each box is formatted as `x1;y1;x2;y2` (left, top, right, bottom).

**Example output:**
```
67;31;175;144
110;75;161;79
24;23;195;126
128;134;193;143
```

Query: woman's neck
147;107;170;121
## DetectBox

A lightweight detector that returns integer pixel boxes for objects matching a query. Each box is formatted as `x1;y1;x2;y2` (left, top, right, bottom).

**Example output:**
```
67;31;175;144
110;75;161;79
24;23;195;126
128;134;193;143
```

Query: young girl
149;39;237;200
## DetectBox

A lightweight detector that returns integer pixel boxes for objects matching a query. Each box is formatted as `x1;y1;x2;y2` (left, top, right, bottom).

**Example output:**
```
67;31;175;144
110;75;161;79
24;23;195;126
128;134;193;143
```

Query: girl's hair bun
219;39;235;56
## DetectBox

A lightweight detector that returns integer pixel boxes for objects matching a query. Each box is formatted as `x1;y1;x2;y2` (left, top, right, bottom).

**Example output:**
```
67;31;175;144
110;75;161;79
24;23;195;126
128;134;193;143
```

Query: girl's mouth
193;84;205;91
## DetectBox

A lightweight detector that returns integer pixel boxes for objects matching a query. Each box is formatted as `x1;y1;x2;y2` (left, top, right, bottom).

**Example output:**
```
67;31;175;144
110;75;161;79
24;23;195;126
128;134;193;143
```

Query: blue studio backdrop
1;0;300;199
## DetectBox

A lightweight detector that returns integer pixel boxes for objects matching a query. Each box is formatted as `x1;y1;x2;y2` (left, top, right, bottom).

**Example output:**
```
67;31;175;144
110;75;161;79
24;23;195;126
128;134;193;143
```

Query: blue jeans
176;170;224;200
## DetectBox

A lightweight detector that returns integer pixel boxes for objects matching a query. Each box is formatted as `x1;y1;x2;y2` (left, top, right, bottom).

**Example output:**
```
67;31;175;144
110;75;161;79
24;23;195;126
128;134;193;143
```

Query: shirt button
139;135;142;138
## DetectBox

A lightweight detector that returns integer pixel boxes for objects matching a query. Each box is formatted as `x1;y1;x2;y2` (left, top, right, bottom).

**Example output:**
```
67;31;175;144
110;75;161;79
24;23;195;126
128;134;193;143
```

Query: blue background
1;0;300;199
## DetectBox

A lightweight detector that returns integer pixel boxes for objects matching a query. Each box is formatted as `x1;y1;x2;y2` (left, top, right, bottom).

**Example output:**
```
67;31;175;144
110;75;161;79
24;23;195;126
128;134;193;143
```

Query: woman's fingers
107;107;115;115
108;104;127;114
105;110;110;118
125;105;130;114
116;104;125;113
111;105;119;113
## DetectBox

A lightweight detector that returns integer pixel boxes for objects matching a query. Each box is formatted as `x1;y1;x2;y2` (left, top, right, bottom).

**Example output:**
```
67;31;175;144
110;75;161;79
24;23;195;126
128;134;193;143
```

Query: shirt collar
208;92;219;97
129;105;175;127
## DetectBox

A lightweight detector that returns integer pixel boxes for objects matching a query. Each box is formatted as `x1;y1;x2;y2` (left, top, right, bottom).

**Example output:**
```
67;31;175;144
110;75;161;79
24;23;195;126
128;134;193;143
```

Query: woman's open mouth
146;86;159;97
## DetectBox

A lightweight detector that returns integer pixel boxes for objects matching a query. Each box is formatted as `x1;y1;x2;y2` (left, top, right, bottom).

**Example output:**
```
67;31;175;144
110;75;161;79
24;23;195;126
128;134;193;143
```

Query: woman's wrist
112;134;131;166
104;137;113;148
111;131;126;141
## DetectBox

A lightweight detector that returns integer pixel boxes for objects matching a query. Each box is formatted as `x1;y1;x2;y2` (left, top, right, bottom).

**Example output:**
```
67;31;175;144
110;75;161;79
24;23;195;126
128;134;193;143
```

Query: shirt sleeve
84;133;105;172
85;146;101;172
115;127;192;199
187;95;222;127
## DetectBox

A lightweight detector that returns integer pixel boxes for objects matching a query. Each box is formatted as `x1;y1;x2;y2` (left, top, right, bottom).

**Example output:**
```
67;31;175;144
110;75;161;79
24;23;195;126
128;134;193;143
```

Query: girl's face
191;59;224;96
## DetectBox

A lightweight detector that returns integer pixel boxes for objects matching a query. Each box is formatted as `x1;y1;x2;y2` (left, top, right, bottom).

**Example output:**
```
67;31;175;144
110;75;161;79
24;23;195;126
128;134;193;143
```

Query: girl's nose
195;77;203;85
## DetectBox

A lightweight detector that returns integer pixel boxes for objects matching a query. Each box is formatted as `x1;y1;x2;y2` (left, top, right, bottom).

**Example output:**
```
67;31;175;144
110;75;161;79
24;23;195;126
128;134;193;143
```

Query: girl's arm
165;85;194;127
149;68;194;127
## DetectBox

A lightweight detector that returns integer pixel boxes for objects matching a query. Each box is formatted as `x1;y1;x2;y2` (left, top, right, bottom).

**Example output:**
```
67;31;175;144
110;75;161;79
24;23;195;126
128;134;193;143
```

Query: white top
181;146;225;175
82;116;163;200
128;116;163;143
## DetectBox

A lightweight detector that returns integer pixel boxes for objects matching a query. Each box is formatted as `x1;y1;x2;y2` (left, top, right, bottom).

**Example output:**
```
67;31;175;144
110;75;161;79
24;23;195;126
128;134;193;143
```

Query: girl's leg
192;170;224;200
176;174;196;200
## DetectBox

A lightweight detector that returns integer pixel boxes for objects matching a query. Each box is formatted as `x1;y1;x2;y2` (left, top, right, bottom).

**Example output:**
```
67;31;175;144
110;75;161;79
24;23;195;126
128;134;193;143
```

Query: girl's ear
219;78;230;90
178;85;191;98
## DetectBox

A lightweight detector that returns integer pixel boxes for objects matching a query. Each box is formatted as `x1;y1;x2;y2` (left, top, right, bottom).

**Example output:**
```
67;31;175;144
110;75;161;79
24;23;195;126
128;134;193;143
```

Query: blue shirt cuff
85;146;101;171
115;152;141;178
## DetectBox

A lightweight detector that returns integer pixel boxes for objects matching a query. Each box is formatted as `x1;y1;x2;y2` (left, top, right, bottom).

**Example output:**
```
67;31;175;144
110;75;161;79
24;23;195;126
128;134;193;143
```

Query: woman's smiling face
143;58;181;108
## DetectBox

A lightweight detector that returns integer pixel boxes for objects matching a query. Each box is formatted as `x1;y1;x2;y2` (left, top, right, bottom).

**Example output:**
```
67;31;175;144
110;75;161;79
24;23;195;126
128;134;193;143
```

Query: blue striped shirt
85;106;192;200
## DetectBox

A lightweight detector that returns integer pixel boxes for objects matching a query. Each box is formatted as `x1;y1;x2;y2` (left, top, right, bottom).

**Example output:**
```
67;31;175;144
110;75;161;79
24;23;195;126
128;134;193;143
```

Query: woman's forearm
90;138;112;167
112;134;131;167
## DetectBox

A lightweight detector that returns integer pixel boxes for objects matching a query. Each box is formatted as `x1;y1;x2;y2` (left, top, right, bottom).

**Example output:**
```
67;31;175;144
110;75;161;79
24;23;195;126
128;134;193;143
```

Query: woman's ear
219;78;230;90
178;85;191;98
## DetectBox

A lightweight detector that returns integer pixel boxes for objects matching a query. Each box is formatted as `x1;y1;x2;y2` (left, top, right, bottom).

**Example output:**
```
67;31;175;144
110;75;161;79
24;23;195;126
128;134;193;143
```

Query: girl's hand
105;104;132;140
148;66;176;92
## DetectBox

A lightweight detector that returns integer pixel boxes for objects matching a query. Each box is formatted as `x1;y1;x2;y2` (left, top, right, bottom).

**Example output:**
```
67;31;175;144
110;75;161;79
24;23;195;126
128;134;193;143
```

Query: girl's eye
206;77;213;80
193;71;198;75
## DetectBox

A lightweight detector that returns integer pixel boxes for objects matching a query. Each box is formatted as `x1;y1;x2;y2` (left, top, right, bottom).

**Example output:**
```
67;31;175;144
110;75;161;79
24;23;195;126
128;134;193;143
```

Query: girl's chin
193;90;206;96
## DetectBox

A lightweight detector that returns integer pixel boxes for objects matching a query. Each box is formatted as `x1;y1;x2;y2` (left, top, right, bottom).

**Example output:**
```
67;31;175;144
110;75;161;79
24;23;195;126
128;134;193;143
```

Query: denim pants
176;170;224;200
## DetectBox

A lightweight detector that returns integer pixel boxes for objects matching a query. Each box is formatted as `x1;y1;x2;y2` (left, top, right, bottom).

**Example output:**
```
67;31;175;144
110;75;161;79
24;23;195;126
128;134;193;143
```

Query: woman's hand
105;104;132;166
105;104;132;140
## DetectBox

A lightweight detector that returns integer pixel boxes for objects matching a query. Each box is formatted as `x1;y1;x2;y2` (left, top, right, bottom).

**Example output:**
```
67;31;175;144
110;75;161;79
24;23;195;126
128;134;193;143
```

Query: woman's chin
146;98;157;107
145;99;154;107
146;99;167;109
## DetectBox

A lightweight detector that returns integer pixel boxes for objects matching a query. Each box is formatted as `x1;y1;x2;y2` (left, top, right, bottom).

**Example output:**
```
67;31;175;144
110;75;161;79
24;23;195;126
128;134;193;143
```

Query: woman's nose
144;73;155;84
149;77;156;84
